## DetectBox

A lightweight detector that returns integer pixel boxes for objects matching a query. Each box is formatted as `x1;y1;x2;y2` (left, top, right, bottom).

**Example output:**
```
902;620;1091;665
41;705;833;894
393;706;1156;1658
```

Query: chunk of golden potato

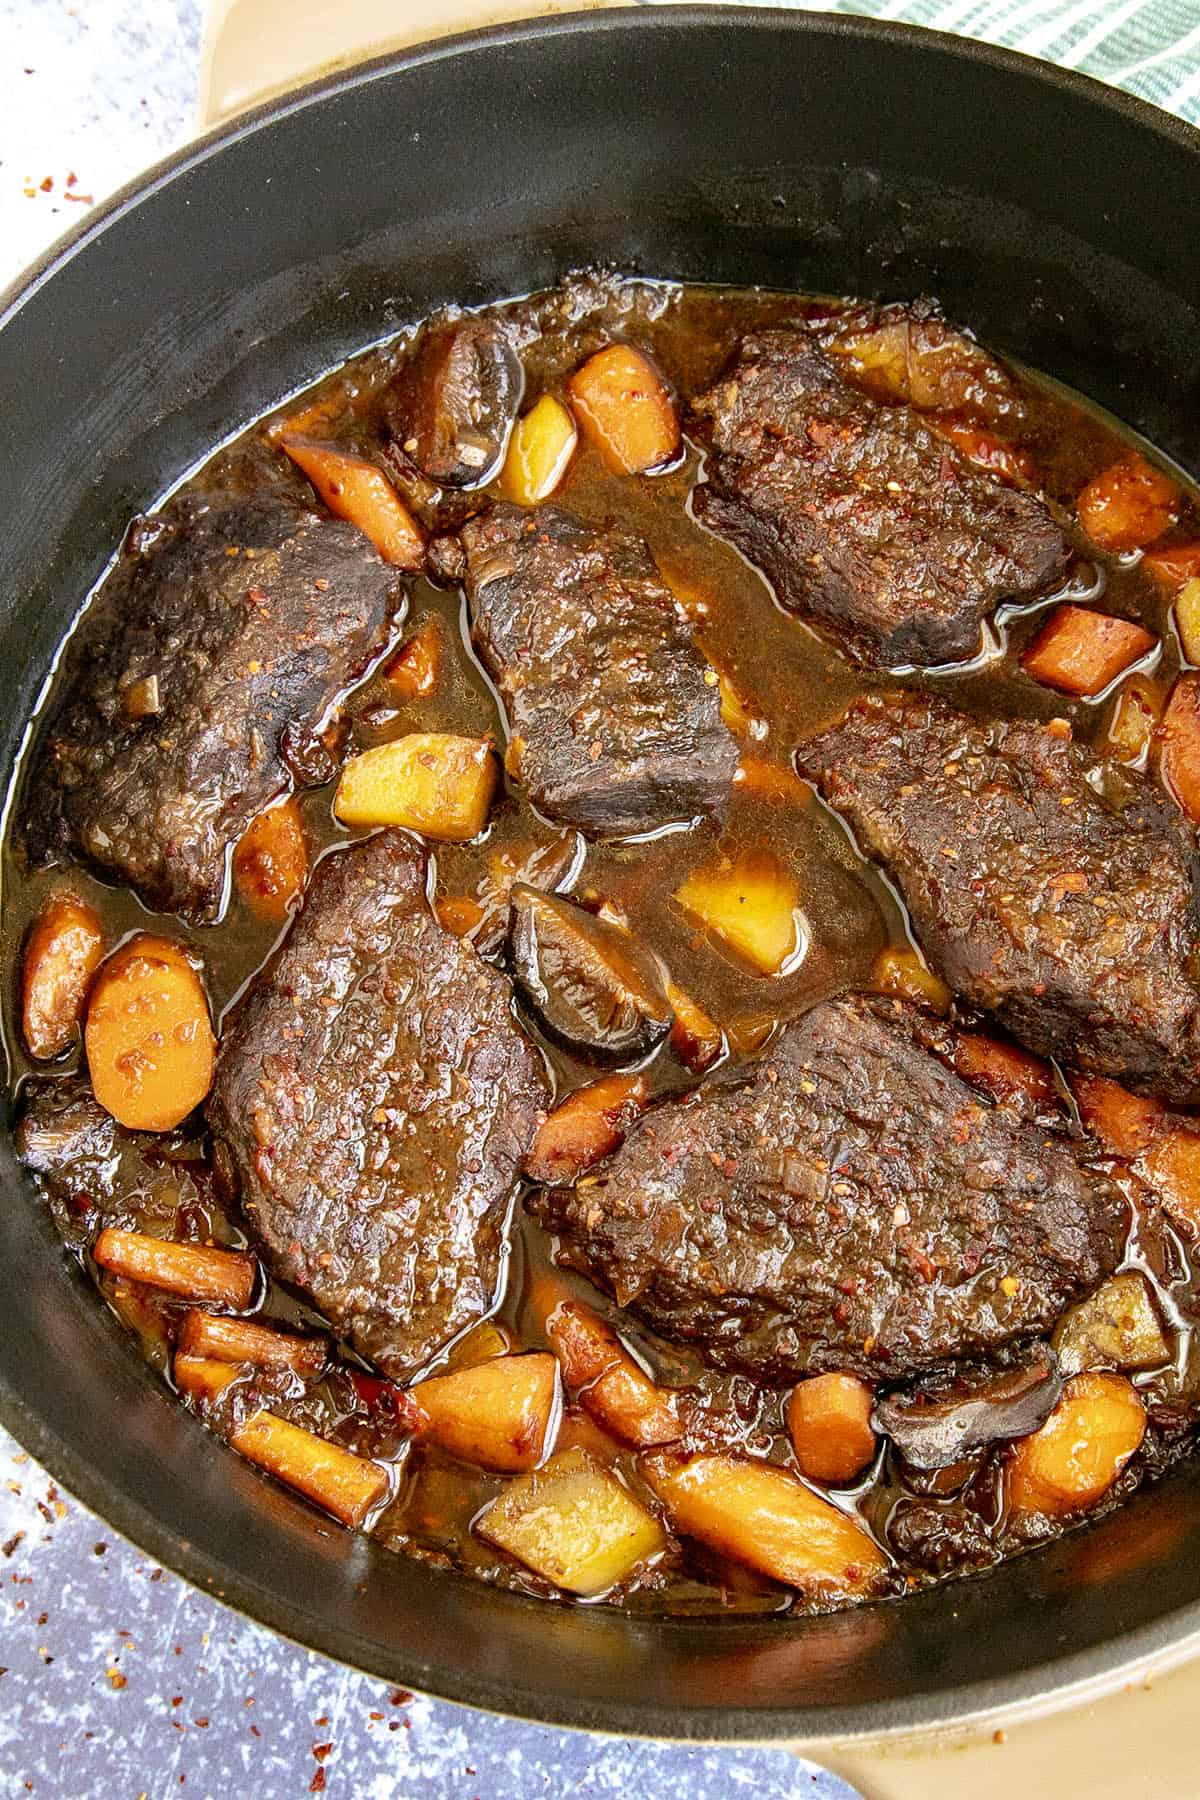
1106;675;1163;766
500;394;577;505
407;1352;558;1473
475;1447;666;1594
1176;577;1200;667
1053;1272;1170;1377
1007;1372;1145;1517
871;947;951;1014
675;849;805;976
643;1452;887;1596
334;734;497;838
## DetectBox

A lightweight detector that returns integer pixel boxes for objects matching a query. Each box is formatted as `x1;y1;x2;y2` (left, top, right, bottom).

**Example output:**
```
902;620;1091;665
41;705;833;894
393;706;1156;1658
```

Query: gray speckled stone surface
0;7;861;1791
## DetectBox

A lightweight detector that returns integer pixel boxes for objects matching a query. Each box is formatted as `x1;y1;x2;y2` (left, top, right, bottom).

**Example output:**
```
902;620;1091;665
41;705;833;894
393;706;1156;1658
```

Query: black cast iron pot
1;7;1199;1743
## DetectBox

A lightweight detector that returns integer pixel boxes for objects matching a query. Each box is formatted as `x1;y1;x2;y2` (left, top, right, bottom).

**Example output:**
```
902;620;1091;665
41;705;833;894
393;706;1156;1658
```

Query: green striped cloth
736;0;1200;124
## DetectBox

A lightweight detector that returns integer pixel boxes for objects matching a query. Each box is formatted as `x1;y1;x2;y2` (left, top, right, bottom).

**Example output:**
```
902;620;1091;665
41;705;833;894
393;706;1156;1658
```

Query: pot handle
814;1647;1200;1799
201;0;629;125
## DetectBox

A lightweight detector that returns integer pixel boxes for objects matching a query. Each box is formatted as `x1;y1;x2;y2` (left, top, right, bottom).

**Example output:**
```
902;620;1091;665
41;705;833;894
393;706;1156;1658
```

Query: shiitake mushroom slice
872;1347;1063;1471
508;884;673;1063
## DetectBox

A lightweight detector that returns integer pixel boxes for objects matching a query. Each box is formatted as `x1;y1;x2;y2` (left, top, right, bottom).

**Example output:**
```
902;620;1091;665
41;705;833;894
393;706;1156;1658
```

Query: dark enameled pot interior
1;8;1199;1741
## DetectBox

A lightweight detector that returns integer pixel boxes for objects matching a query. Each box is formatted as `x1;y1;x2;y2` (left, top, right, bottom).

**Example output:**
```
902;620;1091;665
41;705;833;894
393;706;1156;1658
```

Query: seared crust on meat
798;691;1200;1101
207;830;549;1378
530;995;1125;1382
690;330;1068;667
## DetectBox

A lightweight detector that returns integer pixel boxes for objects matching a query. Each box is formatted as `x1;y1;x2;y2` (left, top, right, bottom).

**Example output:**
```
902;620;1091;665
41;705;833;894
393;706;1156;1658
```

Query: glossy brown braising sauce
6;279;1200;1617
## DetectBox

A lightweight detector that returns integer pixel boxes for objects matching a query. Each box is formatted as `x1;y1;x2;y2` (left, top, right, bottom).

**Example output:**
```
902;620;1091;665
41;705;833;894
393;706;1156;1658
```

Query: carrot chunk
732;755;812;807
1021;605;1155;698
231;1411;389;1527
524;1075;648;1185
93;1229;256;1308
1076;453;1179;552
1145;1128;1200;1234
1157;673;1200;822
232;799;308;924
1007;1372;1144;1516
547;1302;680;1449
928;416;1036;486
85;936;215;1131
281;438;424;569
21;892;104;1061
567;344;680;475
642;1452;888;1595
178;1311;328;1375
383;617;444;703
952;1033;1055;1111
1071;1072;1168;1159
173;1354;240;1406
1143;543;1200;589
786;1373;876;1486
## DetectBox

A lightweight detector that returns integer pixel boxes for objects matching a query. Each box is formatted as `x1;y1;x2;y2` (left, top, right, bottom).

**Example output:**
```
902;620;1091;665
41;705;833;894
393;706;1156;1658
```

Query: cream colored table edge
201;6;1200;1787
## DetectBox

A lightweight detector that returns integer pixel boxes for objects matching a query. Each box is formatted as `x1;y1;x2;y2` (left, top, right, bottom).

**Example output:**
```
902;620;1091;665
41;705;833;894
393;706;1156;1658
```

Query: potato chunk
1106;675;1163;766
21;892;104;1060
1157;674;1200;823
85;935;215;1131
476;1447;665;1594
675;849;805;976
1021;605;1155;698
1175;577;1200;666
567;344;680;475
405;1353;558;1473
173;1353;240;1406
282;438;424;569
786;1374;877;1486
643;1452;887;1596
1053;1273;1170;1377
334;733;497;838
871;946;951;1014
500;394;578;505
547;1301;680;1449
1076;453;1179;552
1007;1372;1144;1516
232;1411;390;1528
232;799;308;924
524;1075;648;1185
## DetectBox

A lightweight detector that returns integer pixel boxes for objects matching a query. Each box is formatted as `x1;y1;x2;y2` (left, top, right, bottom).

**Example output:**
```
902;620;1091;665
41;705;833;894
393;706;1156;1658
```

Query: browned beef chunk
206;830;549;1379
24;497;402;922
459;504;738;836
381;316;523;490
689;330;1068;668
529;996;1124;1382
797;692;1200;1102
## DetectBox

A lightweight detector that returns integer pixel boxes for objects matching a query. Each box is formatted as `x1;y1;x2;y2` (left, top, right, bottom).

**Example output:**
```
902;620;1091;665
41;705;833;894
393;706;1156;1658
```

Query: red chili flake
172;1696;183;1707
313;1714;330;1727
250;1725;261;1738
66;171;77;187
310;1773;326;1794
313;1743;333;1762
40;176;53;192
194;1717;209;1729
314;578;330;592
64;192;93;203
389;1688;413;1706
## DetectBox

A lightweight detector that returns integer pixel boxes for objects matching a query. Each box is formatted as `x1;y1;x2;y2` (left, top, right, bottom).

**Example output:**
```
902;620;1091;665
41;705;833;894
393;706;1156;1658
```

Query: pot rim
3;6;1200;1743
